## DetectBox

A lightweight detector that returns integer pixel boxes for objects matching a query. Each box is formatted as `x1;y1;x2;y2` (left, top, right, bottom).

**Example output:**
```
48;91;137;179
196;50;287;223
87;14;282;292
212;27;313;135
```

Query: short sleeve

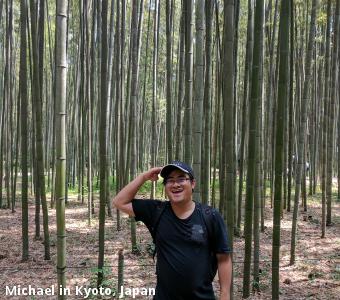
131;199;160;229
211;209;232;254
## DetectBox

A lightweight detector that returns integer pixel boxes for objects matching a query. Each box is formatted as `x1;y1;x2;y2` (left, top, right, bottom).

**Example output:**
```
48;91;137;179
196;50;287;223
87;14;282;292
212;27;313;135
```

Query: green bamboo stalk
55;0;68;298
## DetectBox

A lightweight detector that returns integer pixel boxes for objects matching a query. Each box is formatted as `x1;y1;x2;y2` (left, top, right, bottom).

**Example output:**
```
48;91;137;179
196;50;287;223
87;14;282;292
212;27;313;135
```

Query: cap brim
160;164;190;178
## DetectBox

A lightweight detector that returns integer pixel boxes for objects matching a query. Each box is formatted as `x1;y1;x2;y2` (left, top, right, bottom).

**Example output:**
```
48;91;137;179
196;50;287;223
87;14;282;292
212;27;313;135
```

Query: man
113;161;232;300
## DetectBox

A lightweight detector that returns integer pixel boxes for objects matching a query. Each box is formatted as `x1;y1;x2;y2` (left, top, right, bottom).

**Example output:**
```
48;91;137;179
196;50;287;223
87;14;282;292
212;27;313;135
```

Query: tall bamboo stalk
55;0;68;297
20;0;29;262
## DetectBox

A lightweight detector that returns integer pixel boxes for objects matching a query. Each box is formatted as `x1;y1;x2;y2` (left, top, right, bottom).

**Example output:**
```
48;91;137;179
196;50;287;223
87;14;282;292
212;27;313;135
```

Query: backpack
149;200;218;279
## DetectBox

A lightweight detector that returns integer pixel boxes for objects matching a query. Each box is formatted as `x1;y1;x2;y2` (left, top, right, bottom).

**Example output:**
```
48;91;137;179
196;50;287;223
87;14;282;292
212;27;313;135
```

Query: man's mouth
172;190;183;195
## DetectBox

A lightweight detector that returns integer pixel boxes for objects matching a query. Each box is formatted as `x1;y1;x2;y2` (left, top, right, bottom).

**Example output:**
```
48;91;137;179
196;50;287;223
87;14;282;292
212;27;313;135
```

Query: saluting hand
142;167;162;182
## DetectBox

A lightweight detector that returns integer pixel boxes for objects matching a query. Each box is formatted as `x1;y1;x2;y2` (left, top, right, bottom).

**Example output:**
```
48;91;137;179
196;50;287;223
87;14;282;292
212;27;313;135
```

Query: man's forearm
112;167;162;216
217;253;232;300
112;173;146;208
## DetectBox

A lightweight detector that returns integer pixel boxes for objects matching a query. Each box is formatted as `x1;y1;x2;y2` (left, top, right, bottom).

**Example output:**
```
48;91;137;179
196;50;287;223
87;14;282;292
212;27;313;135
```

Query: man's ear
191;179;196;190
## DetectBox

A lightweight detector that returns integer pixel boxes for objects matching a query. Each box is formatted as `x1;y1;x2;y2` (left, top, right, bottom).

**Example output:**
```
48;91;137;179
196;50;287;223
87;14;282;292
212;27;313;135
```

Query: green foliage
317;11;328;25
251;280;260;291
308;270;323;281
89;266;116;297
138;180;165;198
132;244;142;255
146;241;155;257
45;174;167;198
331;265;340;281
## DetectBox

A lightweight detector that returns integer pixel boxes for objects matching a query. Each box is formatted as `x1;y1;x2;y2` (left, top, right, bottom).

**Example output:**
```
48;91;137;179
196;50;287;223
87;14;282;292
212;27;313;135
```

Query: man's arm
112;167;162;217
217;253;232;300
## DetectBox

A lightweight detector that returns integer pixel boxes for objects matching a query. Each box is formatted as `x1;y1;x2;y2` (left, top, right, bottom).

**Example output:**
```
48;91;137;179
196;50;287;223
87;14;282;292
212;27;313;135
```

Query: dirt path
0;195;339;299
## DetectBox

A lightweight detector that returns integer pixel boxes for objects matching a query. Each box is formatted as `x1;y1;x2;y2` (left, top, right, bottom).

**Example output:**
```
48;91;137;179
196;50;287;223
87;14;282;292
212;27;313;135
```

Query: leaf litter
0;195;339;299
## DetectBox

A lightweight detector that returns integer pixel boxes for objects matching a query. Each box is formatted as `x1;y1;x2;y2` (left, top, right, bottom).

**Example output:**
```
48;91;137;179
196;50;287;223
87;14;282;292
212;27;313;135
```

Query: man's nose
173;180;181;186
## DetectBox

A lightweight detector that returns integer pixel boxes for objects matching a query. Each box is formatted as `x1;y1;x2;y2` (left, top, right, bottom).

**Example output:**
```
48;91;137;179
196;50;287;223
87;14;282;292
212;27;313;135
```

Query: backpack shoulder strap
196;202;215;241
150;200;168;240
197;202;218;280
150;200;168;260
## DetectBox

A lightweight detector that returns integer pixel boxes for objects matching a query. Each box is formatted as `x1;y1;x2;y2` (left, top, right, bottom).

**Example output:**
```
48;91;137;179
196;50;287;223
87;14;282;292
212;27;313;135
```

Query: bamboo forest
0;0;339;299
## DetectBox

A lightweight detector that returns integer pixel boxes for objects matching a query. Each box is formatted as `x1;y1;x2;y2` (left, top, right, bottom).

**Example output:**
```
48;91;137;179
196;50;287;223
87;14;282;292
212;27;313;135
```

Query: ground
0;193;339;300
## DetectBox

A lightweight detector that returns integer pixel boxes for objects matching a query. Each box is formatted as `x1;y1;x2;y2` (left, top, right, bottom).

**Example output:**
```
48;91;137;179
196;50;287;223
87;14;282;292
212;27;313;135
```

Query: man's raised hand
143;167;162;182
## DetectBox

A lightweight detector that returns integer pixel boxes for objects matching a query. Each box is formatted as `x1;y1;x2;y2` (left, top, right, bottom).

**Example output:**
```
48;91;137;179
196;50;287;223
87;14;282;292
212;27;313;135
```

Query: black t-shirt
132;199;231;300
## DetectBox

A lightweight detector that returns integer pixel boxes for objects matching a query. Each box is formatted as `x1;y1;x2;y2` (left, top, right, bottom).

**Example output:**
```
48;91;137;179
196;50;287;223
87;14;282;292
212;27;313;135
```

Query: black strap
150;201;168;260
196;202;216;249
196;202;218;280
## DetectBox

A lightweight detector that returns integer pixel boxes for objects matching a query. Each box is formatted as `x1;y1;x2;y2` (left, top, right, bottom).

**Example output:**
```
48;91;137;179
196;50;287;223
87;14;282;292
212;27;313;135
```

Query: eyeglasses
165;177;191;186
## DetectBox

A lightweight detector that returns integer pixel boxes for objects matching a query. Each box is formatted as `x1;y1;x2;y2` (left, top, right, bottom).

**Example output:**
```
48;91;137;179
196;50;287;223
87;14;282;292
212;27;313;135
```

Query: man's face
164;169;195;204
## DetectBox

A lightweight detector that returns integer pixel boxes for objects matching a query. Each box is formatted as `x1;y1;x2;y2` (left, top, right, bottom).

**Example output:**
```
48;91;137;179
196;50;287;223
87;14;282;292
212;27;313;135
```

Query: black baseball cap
160;161;194;179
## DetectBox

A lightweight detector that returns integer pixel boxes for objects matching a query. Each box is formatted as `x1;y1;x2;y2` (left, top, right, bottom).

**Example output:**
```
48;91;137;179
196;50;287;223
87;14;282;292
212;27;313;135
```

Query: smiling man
112;161;232;300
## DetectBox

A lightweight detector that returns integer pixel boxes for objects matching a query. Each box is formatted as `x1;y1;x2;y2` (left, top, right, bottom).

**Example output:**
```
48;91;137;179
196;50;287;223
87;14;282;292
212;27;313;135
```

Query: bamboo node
56;13;67;18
